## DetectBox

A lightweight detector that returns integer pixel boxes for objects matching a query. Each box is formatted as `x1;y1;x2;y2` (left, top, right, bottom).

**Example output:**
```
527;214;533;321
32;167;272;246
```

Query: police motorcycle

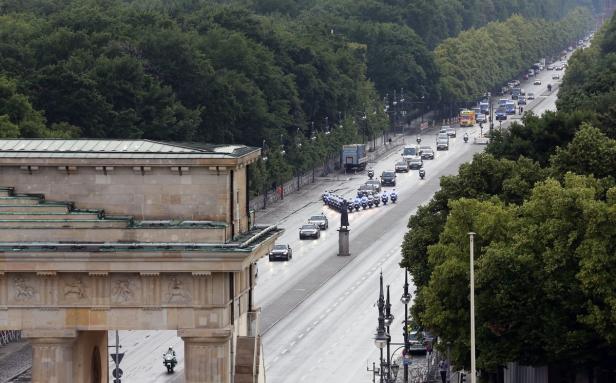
367;195;374;208
368;169;375;180
463;133;469;143
381;191;389;205
390;189;398;203
354;197;361;212
419;169;426;180
347;200;355;213
361;196;369;210
163;347;177;373
373;194;381;207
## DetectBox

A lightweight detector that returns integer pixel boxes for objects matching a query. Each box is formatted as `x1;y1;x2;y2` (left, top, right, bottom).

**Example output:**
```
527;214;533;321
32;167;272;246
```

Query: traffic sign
112;368;123;379
111;353;124;365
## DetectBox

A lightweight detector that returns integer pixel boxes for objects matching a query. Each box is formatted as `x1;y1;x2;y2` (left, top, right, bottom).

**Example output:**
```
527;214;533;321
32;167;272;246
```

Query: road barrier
0;330;21;346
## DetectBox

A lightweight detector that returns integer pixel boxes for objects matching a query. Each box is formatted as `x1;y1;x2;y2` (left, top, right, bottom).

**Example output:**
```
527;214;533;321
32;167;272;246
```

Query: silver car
299;224;320;240
308;214;328;230
395;161;409;172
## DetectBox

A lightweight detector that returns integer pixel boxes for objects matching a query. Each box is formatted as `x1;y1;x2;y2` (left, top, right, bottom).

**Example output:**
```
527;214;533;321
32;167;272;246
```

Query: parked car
547;64;554;70
395;161;409;173
308;214;328;230
365;180;382;193
527;92;535;100
419;146;435;160
552;74;560;80
446;126;456;137
269;244;293;261
517;97;526;105
299;224;320;239
533;80;541;85
380;171;397;186
408;157;423;170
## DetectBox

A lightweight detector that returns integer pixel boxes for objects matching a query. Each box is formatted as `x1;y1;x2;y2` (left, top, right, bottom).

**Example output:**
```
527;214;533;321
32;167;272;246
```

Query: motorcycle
463;134;469;143
390;192;398;203
354;200;361;212
367;197;374;208
348;203;354;213
373;196;381;207
419;169;426;180
381;194;388;205
368;169;374;180
361;197;368;209
163;352;177;373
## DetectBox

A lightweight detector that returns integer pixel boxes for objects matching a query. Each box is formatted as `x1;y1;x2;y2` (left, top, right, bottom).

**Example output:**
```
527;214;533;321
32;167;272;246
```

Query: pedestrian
439;359;448;383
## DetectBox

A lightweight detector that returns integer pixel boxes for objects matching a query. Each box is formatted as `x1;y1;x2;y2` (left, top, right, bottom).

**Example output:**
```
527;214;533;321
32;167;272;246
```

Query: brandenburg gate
0;139;281;382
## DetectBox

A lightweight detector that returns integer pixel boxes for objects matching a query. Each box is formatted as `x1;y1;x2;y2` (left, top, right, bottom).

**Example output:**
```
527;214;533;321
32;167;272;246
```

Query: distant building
0;139;281;383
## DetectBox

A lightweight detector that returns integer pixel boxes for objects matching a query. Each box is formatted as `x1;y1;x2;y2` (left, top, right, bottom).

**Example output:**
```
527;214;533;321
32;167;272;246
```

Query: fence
0;330;21;346
249;135;405;212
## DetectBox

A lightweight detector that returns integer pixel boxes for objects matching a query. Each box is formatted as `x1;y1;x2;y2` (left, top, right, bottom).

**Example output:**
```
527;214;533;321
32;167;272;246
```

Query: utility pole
468;233;476;383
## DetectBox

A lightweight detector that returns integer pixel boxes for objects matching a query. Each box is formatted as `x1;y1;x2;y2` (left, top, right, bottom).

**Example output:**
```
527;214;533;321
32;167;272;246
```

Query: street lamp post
468;232;477;383
385;285;394;382
375;272;388;383
401;269;412;383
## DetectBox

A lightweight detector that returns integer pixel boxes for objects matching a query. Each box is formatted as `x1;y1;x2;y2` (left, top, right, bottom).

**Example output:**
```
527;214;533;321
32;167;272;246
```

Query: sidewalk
0;341;31;383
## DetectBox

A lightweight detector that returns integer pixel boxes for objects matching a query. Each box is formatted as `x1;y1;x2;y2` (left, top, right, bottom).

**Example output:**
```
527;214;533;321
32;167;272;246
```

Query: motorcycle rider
416;136;422;144
419;169;426;179
360;195;369;208
390;189;398;202
463;132;469;142
381;190;388;205
166;347;176;358
367;169;374;179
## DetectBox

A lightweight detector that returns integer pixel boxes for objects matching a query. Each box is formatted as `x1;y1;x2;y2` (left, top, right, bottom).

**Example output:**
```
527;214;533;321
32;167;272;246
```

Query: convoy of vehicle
271;38;585;264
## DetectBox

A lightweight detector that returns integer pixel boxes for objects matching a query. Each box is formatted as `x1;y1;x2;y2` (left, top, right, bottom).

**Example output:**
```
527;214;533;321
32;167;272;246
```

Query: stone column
23;329;77;383
179;328;232;383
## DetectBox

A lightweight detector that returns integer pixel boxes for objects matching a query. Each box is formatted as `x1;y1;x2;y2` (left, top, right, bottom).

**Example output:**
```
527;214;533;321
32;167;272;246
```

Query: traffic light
460;372;466;383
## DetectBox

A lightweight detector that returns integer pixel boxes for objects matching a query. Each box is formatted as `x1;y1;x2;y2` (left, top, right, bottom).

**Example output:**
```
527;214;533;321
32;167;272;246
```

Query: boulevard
94;63;564;382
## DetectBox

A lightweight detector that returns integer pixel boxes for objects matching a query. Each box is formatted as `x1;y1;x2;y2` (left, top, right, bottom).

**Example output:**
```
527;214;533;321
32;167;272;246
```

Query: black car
408;157;423;170
308;214;329;230
357;184;376;197
380;171;396;186
299;224;320;239
269;244;293;261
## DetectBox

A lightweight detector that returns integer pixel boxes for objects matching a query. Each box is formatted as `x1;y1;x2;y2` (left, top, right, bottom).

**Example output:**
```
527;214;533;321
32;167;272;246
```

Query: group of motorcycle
322;188;397;213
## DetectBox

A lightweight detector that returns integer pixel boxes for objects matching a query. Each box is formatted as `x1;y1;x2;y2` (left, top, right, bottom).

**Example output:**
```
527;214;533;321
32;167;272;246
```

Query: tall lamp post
384;286;395;382
468;232;477;383
375;272;388;383
401;269;412;383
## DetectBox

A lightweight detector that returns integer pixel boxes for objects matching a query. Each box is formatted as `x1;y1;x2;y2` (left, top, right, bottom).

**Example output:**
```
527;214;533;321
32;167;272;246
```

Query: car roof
310;215;325;219
302;224;316;228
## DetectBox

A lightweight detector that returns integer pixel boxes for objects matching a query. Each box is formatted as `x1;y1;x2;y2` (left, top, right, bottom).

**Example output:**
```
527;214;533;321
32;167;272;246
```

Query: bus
459;109;476;127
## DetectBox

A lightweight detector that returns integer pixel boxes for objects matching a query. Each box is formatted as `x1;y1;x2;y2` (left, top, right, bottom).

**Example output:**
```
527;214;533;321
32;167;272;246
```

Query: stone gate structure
0;139;281;383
